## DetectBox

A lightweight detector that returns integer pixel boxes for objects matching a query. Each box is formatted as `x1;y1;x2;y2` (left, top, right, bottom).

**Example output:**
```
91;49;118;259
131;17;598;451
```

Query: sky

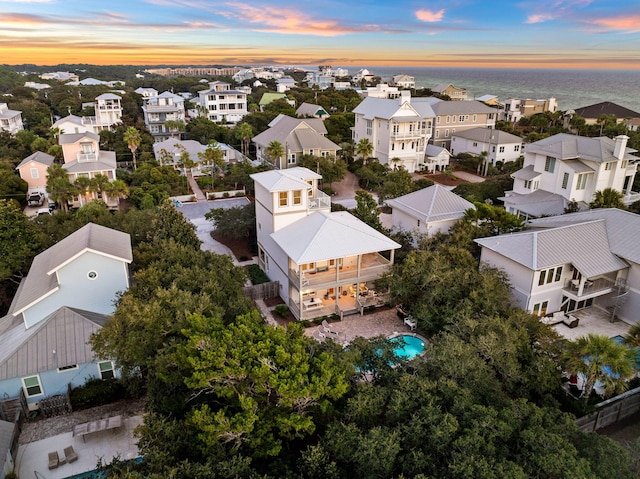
0;0;639;69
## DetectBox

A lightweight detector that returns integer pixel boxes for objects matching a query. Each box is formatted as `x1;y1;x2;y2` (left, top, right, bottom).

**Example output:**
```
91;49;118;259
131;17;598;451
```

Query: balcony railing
289;254;392;289
308;190;331;211
563;277;616;298
391;129;428;140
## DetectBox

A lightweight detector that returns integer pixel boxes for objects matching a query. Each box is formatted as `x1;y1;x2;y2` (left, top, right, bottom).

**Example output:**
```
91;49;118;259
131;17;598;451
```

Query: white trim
22;374;44;398
98;360;115;379
57;364;79;373
46;248;132;276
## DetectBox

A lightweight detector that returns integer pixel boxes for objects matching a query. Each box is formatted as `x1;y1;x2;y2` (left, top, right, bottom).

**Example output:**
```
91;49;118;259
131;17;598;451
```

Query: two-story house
450;127;523;166
0;103;23;135
252;115;340;169
501;133;639;219
0;223;132;408
476;208;639;324
142;91;186;142
15;152;55;197
432;83;467;101
352;91;434;172
502;97;557;123
391;74;415;89
251;167;400;320
59;132;118;208
429;99;498;150
196;81;248;124
93;93;122;129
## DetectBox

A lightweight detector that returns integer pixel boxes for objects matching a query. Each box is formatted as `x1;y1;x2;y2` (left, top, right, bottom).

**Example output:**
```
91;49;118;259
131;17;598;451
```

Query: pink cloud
525;13;555;24
591;15;640;33
415;9;445;23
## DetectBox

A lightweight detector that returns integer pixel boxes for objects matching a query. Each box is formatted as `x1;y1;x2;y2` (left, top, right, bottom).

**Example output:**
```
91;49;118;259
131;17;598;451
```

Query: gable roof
252;116;339;152
251;167;320;192
526;208;640;265
499;189;569;217
59;132;100;145
430;100;496;115
17;151;55;168
433;83;465;93
268;114;327;134
525;133;638;163
425;144;449;157
259;93;287;106
573;102;640;120
353;96;426;120
152;137;206;161
62;151;117;173
0;306;109;380
52;114;84;128
386;184;474;223
296;102;328;117
476;219;629;277
452;127;522;144
9;223;132;316
271;210;401;264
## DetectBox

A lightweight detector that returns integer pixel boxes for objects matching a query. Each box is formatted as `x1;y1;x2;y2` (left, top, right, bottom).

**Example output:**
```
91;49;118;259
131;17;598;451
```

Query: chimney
613;135;629;160
399;90;411;104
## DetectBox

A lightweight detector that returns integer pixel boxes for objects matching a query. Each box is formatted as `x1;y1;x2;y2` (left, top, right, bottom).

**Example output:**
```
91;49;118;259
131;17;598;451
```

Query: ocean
342;66;640;114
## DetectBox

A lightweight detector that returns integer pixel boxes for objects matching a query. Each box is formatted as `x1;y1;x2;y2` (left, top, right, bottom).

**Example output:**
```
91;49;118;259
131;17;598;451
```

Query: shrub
273;304;289;317
235;191;245;197
223;191;230;198
70;378;126;410
246;264;269;284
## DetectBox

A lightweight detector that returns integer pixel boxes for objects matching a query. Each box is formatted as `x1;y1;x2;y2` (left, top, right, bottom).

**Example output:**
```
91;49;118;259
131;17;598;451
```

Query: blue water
304;65;640;113
388;334;426;360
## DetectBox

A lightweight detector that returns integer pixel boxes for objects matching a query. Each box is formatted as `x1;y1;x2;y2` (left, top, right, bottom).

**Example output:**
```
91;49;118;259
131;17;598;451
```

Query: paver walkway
187;175;207;201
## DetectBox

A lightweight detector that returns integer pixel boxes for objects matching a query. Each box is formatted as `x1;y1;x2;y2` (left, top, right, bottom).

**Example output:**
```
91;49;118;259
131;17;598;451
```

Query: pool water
388;334;426;360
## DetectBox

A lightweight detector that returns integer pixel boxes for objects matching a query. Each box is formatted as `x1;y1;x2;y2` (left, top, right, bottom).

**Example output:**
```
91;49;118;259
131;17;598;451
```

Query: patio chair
48;451;60;470
64;445;79;463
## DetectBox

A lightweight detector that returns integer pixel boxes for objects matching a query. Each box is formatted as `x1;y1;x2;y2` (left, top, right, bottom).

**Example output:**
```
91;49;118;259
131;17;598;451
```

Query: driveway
331;170;379;209
178;198;251;259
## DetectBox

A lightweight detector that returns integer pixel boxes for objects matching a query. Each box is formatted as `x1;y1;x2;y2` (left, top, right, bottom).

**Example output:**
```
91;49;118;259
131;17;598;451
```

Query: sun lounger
404;316;417;331
48;451;60;470
64;445;78;463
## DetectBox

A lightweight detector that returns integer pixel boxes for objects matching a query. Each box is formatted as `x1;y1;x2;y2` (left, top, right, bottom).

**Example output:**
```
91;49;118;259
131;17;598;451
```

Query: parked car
36;208;51;216
27;192;45;207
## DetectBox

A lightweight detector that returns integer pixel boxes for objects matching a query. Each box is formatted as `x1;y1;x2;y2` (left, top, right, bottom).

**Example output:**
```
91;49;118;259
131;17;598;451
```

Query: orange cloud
415;9;445;23
591;15;640;33
525;14;555;24
0;13;48;25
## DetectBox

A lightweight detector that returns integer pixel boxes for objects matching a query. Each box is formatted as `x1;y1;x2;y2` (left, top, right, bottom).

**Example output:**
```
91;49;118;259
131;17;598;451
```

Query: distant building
276;76;296;93
134;87;159;99
24;81;51;90
0;103;23;134
296;102;329;119
432;83;467;101
502;97;557;122
40;71;79;82
144;66;241;77
360;83;401;99
569;101;640;126
450;127;523;165
196;81;248;124
142;91;186;142
429;99;498;150
391;74;415;89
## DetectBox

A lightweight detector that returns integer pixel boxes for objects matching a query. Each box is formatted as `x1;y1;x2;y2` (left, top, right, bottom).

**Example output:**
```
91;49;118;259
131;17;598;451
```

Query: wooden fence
576;386;640;432
243;281;280;300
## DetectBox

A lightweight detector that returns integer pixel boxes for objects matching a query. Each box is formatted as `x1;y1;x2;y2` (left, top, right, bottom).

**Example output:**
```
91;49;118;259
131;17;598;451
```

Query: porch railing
563;277;616;297
308;190;331;211
290;262;391;289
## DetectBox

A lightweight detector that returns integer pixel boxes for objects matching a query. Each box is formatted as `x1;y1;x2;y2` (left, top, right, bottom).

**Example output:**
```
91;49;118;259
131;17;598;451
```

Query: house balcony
77;152;97;162
562;277;625;300
288;253;392;290
308;190;331;211
391;129;428;140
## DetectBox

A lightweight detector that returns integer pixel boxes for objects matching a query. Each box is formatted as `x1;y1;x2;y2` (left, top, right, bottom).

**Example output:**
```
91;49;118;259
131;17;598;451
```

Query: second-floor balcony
308;190;331;211
562;276;627;299
391;129;429;140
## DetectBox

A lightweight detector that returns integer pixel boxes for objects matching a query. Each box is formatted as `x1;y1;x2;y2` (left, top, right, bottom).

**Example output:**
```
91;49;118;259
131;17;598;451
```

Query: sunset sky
0;0;639;68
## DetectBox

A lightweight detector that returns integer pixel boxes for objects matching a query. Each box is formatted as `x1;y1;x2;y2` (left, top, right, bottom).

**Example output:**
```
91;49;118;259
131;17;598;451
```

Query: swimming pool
388;334;426;360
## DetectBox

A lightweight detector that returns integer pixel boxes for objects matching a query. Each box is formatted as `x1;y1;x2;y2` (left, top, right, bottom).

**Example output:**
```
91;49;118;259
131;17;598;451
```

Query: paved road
178;198;250;259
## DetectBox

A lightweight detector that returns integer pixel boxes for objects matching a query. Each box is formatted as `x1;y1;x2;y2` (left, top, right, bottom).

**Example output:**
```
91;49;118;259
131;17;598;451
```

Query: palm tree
590;187;625;210
90;173;110;199
563;333;636;402
235;122;253;157
74;176;92;206
198;141;225;178
103;179;129;209
123;127;141;170
46;164;76;212
164;120;186;139
356;138;374;165
265;140;285;169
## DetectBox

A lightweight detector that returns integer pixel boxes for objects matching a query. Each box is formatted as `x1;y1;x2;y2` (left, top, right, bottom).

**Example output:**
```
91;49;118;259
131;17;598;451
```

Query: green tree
164;119;186;139
123;126;142;170
564;334;636;402
74;176;92;207
590;187;626;210
234;122;253;157
205;204;255;240
356;138;374;164
264;140;284;168
198;141;225;178
102;179;129;208
353;190;381;230
374;167;416;202
0;199;42;283
46;164;76;211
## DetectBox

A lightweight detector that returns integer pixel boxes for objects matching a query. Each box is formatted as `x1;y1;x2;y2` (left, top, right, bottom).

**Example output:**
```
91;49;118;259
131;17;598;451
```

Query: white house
422;144;451;173
475;208;640;324
391;74;415;89
134;87;159;99
251;167;400;320
360;83;401;99
296;102;330;119
386;184;475;240
196;81;248;124
52;114;98;135
52;93;122;133
352;91;434;173
501;133;639;219
142;91;186;142
450;127;523;165
502;97;557;123
252;115;340;169
0;103;23;135
0;223;132;408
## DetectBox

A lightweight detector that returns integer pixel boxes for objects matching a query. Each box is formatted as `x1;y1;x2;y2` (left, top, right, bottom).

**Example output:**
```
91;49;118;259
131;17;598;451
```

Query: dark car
27;192;45;207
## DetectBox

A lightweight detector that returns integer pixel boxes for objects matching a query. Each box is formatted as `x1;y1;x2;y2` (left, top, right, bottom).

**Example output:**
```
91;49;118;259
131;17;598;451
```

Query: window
499;146;505;153
544;156;556;173
576;173;588;190
446;116;450;123
57;364;78;373
473;114;477;122
22;375;43;397
445;129;449;137
209;104;217;110
436;116;441;124
538;266;563;286
288;153;296;165
435;130;440;138
604;162;614;171
401;142;405;150
30;168;39;178
293;190;302;205
87;271;98;280
514;145;520;152
366;120;373;136
393;124;399;134
562;172;569;189
98;361;115;379
473;142;478;147
532;301;549;317
279;191;288;207
391;143;395;151
459;115;465;122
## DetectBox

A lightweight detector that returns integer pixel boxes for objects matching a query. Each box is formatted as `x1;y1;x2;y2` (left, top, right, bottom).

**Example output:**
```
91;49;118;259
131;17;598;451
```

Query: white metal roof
250;167;320;192
386;184;474;223
271;211;400;264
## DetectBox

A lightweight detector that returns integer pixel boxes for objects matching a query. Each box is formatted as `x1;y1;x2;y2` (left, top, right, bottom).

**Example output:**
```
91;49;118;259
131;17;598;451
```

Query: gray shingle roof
10;223;132;315
499;189;568;217
352;96;427;120
62;152;116;173
573;102;640;120
386;184;474;223
511;165;541;180
253;116;339;152
452;127;522;144
430;100;497;115
296;102;328;117
476;218;629;277
525;133;638;163
16;151;55;168
59;132;100;144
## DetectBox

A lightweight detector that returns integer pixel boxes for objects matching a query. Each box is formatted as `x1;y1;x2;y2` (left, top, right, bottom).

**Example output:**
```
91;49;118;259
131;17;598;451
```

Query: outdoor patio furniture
64;445;78;463
563;315;580;328
48;451;60;470
73;414;123;442
404;316;417;331
541;311;566;325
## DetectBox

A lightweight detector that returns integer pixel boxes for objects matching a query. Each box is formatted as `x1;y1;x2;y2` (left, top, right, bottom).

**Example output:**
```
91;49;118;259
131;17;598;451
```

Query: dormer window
293;190;302;205
279;191;288;207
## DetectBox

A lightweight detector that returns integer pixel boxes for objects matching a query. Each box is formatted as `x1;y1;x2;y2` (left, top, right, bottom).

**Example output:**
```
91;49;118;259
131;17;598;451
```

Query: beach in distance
320;66;640;113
